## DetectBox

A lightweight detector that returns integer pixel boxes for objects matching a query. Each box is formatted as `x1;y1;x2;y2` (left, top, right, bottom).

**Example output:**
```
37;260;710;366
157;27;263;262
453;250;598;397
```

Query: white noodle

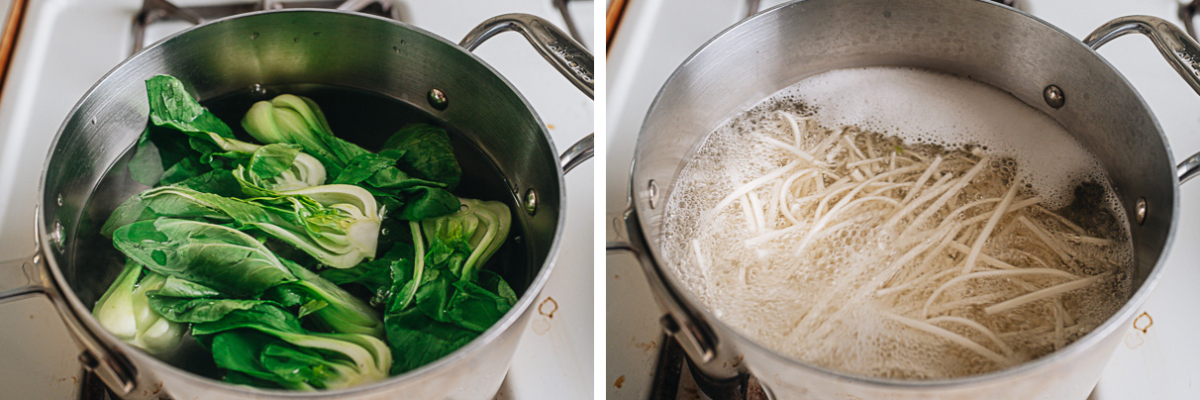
962;182;1021;274
923;268;1082;317
927;316;1013;356
883;313;1010;365
985;274;1105;315
712;160;802;216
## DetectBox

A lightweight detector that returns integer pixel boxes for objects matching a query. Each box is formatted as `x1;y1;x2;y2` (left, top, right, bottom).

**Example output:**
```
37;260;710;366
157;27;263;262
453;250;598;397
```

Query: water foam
776;67;1102;209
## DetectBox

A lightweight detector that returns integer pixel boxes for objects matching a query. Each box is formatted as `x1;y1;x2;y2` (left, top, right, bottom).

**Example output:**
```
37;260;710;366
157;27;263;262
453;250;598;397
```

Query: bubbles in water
660;67;1133;380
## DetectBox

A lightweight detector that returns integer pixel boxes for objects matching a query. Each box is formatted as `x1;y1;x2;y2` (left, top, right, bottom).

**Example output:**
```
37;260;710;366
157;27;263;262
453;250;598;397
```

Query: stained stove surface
606;0;1200;399
0;0;594;399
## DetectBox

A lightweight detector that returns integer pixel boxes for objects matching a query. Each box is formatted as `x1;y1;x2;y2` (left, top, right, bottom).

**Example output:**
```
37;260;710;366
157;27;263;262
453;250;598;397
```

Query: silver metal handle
0;209;50;303
460;13;594;99
608;209;727;375
561;133;594;174
1085;16;1200;94
0;211;139;396
1084;16;1200;184
1180;153;1200;183
460;13;595;175
0;255;46;303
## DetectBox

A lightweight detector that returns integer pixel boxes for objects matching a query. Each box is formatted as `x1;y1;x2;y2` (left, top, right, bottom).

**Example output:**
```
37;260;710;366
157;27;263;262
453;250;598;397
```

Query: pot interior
68;83;534;376
39;9;563;383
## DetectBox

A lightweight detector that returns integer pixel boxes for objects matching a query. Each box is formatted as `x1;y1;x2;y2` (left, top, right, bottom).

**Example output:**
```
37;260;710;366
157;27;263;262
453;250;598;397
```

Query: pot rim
632;0;1179;389
37;8;569;397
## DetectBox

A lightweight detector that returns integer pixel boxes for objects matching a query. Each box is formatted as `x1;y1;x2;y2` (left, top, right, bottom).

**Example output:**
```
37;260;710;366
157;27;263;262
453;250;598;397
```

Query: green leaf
191;302;304;336
398;186;460;221
384;306;476;375
334;149;405;185
298;300;328;318
143;76;326;191
112;219;297;297
147;296;264;324
195;303;391;390
107;183;380;270
128;128;165;186
415;273;453;323
382;123;462;189
159;156;208;185
223;369;288;390
479;270;518;305
211;331;309;390
170;169;245;198
145;75;234;139
269;259;384;338
319;243;413;303
445;278;513;332
260;341;340;387
155;276;225;298
249;144;301;180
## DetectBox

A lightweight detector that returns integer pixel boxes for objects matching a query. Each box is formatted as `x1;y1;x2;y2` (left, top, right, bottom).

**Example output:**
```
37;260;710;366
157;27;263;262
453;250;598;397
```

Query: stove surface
0;1;594;399
606;0;1200;399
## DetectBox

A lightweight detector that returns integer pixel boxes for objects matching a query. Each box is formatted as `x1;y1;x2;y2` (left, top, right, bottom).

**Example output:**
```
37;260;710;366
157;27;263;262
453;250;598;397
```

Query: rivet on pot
250;83;267;96
1043;85;1065;109
647;180;659;209
1136;197;1147;225
524;189;538;215
56;194;63;206
51;220;65;251
428;88;449;111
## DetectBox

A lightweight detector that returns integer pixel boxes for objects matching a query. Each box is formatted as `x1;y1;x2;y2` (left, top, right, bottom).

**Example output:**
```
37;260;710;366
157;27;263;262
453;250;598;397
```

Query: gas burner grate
131;0;401;55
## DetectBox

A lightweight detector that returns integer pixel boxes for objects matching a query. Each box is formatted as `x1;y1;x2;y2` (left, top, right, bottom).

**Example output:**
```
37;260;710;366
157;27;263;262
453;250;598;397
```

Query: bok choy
94;74;519;391
92;260;185;354
242;95;462;220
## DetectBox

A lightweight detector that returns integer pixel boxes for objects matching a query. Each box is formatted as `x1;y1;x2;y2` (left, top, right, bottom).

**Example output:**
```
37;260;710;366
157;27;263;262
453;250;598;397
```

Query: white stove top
0;1;594;399
606;0;1200;399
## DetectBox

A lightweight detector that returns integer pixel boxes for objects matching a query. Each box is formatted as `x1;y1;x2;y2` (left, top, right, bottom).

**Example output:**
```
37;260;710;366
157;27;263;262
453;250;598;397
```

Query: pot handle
1084;16;1200;183
459;14;595;174
0;255;46;303
460;13;594;99
608;208;739;380
0;213;139;396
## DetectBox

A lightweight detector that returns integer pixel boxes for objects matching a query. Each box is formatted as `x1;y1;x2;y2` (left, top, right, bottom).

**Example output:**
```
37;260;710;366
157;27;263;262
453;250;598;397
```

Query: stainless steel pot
610;0;1200;398
0;9;592;400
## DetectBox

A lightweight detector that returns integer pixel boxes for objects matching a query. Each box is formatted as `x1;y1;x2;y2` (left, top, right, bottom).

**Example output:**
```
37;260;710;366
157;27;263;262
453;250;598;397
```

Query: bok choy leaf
102;180;380;270
190;302;391;390
241;94;462;220
129;75;326;190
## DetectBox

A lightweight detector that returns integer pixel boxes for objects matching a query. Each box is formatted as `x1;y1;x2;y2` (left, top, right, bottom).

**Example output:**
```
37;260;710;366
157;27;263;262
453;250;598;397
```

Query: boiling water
663;67;1133;379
